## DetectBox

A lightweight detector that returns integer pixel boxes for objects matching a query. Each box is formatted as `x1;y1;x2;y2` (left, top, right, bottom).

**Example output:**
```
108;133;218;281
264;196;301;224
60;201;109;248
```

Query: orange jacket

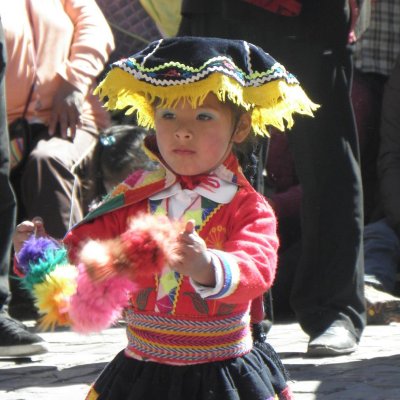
1;0;115;129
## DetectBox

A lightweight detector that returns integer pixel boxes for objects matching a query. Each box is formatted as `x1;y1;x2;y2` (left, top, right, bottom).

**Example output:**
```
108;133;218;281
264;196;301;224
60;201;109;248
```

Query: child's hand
13;217;46;254
170;220;215;287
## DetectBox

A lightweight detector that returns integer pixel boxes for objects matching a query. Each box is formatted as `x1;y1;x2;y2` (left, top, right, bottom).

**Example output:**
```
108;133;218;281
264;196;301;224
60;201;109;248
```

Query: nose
175;125;193;140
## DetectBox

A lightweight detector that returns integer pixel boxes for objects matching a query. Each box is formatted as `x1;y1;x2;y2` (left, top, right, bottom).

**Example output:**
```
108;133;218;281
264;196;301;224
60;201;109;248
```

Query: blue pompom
17;236;59;274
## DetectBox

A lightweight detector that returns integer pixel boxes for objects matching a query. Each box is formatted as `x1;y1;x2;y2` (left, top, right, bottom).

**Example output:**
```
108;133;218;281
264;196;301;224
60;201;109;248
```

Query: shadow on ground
0;362;107;390
284;354;400;400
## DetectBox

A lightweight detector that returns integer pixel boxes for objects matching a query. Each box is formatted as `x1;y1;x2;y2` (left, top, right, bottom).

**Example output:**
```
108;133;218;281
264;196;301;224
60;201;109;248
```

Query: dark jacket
181;0;351;49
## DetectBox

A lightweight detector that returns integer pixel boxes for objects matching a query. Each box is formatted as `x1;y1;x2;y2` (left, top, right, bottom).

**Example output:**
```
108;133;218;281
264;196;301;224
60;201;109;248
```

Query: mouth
173;148;195;155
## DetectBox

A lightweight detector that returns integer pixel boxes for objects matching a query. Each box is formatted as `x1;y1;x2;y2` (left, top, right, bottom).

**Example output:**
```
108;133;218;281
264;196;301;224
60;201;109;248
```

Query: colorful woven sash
124;310;253;365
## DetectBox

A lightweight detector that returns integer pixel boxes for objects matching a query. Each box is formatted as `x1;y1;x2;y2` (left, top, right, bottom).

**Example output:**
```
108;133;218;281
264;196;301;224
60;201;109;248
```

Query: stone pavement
0;321;399;400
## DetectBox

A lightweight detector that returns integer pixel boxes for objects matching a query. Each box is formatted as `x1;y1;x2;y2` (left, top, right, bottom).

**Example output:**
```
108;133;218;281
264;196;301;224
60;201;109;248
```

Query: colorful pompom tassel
16;214;185;333
33;264;78;330
17;235;75;330
69;214;183;333
68;264;136;333
80;213;183;282
17;235;60;277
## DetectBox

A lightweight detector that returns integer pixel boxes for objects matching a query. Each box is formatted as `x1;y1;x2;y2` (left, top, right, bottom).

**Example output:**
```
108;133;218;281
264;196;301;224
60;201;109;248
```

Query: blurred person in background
0;17;47;357
363;54;400;325
86;124;157;211
178;0;366;356
352;0;400;224
0;0;114;319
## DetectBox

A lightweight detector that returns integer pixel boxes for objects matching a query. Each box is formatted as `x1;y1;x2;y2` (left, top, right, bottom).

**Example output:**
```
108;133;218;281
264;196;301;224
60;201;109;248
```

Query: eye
197;112;214;121
157;110;176;120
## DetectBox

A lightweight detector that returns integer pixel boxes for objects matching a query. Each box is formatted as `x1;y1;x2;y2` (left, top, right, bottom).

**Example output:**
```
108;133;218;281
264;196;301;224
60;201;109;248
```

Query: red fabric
64;144;278;322
243;0;302;16
13;256;24;278
250;295;265;323
178;174;220;190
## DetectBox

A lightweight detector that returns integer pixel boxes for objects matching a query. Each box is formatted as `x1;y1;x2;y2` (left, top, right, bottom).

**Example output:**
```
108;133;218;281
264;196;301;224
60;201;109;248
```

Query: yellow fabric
85;387;99;400
139;0;182;37
95;67;319;136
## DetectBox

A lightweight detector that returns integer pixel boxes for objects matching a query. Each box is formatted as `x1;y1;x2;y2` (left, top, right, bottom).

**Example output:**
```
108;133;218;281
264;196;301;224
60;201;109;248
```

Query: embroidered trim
206;249;240;299
125;310;252;364
117;55;297;87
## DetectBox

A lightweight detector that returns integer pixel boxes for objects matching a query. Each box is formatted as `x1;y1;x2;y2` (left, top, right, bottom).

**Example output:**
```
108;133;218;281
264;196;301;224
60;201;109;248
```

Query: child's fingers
184;219;195;234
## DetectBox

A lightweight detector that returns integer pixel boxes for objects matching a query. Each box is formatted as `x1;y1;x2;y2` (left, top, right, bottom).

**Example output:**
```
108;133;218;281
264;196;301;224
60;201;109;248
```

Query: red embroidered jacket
63;141;279;364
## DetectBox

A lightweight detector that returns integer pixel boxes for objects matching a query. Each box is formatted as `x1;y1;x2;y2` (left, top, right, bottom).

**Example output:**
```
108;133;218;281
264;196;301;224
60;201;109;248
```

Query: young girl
13;36;317;400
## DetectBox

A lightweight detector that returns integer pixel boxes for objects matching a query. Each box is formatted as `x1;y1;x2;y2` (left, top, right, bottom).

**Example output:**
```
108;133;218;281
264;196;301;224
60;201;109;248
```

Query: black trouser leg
0;20;17;313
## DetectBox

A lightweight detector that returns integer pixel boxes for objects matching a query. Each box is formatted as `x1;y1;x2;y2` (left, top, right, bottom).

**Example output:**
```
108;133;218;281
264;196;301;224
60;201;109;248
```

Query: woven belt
125;310;253;365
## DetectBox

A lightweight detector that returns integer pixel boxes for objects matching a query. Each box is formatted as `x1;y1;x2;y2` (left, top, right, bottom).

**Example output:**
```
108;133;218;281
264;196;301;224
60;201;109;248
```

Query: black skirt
85;341;292;400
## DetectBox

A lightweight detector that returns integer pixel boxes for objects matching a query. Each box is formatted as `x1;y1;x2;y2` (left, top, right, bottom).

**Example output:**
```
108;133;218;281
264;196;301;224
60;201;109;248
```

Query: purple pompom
17;236;59;274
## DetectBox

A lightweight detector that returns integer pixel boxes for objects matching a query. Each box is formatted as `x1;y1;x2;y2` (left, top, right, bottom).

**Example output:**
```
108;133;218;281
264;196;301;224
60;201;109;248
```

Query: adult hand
49;79;84;140
348;0;359;44
13;217;46;255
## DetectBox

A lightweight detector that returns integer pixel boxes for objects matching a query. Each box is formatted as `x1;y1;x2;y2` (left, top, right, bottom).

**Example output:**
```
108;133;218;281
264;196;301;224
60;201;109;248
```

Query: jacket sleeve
57;0;115;95
378;57;400;236
194;189;279;304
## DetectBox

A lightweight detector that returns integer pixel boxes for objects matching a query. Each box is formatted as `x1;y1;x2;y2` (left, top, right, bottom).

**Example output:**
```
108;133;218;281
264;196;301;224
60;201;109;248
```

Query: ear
232;112;252;143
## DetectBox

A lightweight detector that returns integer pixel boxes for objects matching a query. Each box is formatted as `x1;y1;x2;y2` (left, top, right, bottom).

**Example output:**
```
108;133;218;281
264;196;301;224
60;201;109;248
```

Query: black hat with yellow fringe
95;36;318;136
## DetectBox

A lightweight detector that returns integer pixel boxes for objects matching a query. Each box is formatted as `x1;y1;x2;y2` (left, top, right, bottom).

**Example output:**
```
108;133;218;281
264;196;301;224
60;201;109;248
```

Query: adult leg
0;20;47;357
363;218;400;324
9;123;97;318
287;44;365;344
19;123;97;238
0;18;15;313
364;218;400;292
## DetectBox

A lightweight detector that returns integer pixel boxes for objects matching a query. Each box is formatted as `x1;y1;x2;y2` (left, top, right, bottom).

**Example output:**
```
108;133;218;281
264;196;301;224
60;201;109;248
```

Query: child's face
154;93;251;176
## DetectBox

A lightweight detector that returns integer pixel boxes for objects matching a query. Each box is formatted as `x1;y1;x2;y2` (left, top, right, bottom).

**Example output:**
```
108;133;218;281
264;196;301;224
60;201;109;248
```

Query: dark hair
225;100;263;188
98;125;153;175
234;134;260;187
85;124;156;210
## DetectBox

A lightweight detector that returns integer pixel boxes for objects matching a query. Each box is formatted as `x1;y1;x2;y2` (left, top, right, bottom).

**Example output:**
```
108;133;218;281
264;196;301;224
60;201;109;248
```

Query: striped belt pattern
125;310;253;365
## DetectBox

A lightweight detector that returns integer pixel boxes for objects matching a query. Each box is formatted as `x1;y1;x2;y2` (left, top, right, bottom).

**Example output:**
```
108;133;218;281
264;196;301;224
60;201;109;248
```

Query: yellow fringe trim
95;68;319;136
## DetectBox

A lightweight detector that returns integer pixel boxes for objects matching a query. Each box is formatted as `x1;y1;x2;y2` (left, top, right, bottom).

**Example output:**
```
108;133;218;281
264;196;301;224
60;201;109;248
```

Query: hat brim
95;67;318;135
95;37;319;136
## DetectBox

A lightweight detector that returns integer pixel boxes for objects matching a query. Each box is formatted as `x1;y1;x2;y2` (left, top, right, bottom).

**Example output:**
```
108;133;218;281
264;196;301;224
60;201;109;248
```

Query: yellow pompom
32;264;78;331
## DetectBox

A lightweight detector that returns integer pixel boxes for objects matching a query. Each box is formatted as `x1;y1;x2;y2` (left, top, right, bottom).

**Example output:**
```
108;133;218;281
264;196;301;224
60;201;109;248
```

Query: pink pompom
68;263;136;333
70;214;184;333
79;214;183;282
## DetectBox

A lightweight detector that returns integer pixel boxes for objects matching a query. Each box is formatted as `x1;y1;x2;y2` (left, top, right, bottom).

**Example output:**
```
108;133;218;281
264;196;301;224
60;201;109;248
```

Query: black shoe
307;321;358;357
365;284;400;325
0;314;48;357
